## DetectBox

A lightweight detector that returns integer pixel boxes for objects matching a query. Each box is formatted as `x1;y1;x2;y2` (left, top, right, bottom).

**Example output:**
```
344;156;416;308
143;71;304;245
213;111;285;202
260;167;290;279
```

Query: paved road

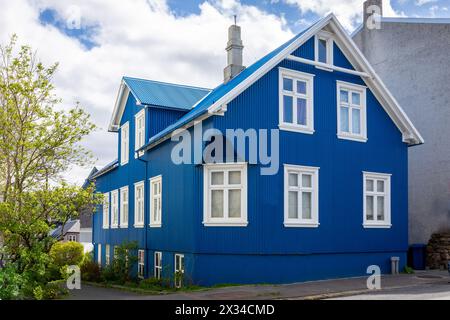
330;282;450;300
65;271;450;300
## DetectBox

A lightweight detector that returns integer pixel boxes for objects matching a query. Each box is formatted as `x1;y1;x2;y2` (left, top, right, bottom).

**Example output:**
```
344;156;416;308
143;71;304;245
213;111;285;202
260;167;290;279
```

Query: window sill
111;225;119;229
363;223;392;229
203;221;248;227
134;224;144;229
279;124;315;135
120;161;128;166
284;222;320;228
337;134;367;143
102;226;109;229
149;224;162;228
119;225;128;229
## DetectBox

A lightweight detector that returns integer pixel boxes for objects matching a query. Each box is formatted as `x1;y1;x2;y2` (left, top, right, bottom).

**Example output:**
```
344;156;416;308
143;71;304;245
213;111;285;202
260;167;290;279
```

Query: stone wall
426;233;450;269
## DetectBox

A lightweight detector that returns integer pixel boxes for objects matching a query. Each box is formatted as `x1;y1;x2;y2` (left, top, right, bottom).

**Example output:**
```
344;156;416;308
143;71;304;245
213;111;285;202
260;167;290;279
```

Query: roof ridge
123;76;212;91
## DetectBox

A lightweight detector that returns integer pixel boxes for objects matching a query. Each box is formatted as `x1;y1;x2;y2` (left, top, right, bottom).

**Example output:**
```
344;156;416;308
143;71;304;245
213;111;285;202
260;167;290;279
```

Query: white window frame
154;251;162;280
337;81;367;142
284;164;320;228
111;189;119;228
278;67;315;134
363;172;392;228
97;244;102;265
203;163;248;227
314;31;334;66
102;192;110;229
120;122;129;165
134;181;145;228
174;254;185;289
105;244;110;266
119;186;129;228
149;175;162;228
134;109;145;151
67;234;77;242
138;249;145;279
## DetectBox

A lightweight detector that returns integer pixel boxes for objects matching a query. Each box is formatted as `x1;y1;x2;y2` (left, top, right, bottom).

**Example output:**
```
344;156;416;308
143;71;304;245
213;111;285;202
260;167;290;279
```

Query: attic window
315;32;333;66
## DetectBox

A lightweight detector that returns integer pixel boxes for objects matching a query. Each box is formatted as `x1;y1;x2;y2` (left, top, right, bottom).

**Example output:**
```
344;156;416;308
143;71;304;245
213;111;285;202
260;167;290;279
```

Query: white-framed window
113;245;119;261
67;234;77;242
284;164;320;228
279;68;315;134
154;251;162;279
315;31;334;65
149;176;162;227
120;122;129;165
174;254;184;288
97;244;102;265
119;186;129;228
203;163;248;227
134;181;145;228
105;244;110;266
102;192;110;229
337;81;367;142
135;109;145;151
111;190;119;228
138;249;145;279
363;172;391;228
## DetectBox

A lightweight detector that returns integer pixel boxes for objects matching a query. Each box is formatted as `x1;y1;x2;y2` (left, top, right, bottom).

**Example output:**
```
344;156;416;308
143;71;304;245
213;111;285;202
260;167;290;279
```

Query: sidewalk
67;270;450;300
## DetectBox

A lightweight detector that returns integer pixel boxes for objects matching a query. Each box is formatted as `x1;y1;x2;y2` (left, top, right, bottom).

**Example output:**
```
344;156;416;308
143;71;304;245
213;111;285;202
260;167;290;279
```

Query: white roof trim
109;82;131;132
207;13;423;145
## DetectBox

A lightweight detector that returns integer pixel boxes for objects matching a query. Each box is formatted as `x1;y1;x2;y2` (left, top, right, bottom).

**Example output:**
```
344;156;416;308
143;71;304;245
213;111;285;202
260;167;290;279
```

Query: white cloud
416;0;438;6
283;0;404;30
0;0;294;184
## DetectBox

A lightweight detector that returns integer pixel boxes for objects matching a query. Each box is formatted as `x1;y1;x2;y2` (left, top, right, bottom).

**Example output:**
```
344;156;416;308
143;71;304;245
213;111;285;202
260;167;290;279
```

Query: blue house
90;14;423;286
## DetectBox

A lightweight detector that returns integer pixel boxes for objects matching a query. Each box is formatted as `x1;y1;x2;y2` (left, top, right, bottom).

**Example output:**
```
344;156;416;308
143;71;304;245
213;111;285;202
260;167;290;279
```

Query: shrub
50;242;84;267
81;260;101;282
0;265;26;300
110;241;138;284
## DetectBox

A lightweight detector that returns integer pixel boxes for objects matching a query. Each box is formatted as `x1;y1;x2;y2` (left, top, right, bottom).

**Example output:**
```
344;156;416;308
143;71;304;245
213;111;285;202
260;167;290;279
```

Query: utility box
409;244;427;270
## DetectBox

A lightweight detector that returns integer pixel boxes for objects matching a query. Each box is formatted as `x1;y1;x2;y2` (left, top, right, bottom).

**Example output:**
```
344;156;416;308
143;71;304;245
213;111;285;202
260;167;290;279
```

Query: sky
0;0;449;184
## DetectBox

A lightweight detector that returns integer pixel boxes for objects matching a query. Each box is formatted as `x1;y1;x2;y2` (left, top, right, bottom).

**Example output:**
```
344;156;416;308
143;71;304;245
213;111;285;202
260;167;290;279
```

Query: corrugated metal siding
148;108;186;139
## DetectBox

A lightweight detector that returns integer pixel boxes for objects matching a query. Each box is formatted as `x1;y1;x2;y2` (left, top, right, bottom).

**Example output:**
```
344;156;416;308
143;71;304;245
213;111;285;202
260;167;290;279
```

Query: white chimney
223;22;245;83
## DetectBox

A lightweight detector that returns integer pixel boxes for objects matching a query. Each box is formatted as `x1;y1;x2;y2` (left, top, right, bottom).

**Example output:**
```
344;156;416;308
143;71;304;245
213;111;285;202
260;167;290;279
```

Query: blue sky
38;0;450;49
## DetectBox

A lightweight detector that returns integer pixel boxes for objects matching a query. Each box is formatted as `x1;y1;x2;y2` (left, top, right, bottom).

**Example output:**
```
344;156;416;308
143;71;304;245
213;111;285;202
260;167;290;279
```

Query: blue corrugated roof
123;77;211;111
138;18;323;151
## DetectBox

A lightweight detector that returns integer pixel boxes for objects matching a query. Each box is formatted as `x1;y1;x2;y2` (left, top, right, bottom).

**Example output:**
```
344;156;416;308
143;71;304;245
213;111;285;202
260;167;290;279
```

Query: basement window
138;250;145;279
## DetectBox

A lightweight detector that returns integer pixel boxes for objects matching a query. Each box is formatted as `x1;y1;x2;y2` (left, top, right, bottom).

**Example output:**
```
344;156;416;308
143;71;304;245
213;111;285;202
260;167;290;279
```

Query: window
279;68;315;134
174;254;184;288
111;190;119;228
337;81;367;142
120;122;129;165
134;181;145;227
315;31;334;65
97;244;102;265
154;251;162;279
138;250;145;279
284;164;319;227
113;246;119;261
203;163;248;227
150;176;162;227
363;172;391;228
120;186;129;228
105;244;110;266
67;235;77;242
135;109;145;151
102;192;110;229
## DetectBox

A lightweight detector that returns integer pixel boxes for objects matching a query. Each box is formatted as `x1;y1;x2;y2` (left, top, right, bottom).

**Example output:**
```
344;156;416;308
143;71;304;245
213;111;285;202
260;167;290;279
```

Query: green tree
0;35;101;299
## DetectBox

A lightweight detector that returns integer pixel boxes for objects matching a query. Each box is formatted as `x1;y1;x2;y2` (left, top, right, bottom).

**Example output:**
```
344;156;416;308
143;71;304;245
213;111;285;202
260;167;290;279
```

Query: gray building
353;0;450;244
